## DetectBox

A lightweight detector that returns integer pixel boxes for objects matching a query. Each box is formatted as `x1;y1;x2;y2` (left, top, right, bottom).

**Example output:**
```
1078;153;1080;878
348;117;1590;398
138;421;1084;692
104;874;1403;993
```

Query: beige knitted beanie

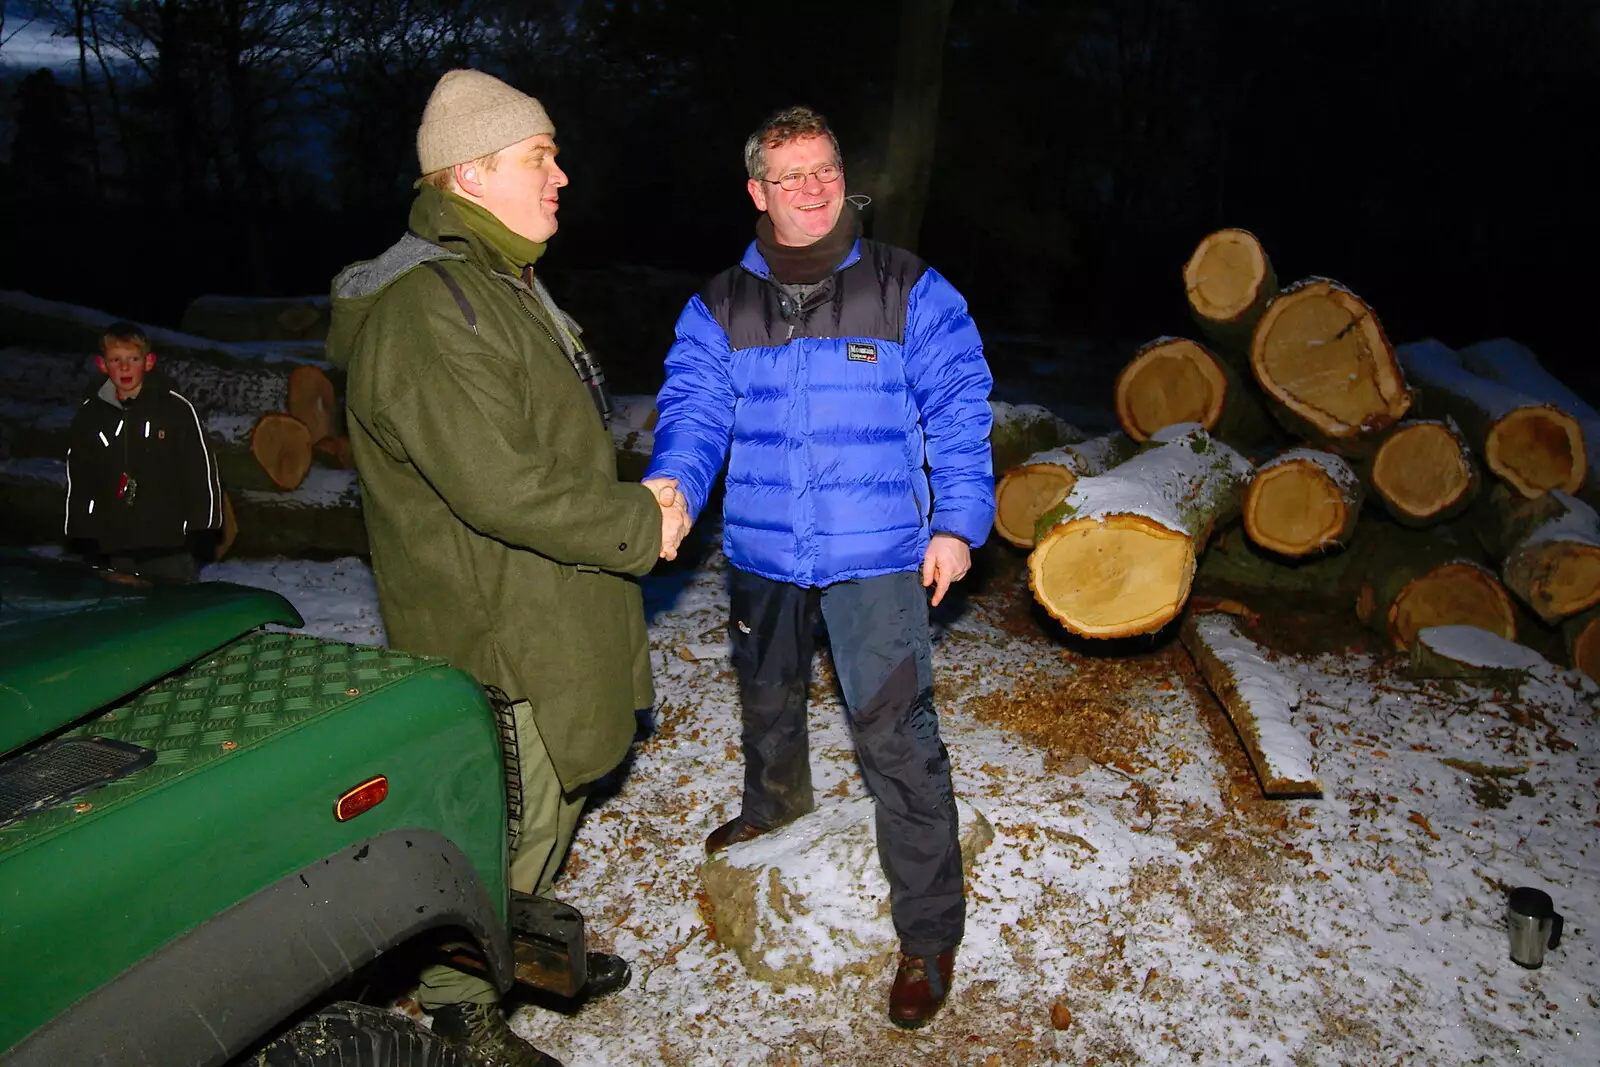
416;69;555;174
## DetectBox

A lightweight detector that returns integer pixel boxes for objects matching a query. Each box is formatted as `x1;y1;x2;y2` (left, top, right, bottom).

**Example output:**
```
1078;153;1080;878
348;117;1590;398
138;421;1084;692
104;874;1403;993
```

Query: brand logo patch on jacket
846;342;878;364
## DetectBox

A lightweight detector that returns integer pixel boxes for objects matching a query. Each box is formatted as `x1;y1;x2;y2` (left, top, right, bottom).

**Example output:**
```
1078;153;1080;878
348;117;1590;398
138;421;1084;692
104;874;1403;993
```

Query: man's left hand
921;533;971;608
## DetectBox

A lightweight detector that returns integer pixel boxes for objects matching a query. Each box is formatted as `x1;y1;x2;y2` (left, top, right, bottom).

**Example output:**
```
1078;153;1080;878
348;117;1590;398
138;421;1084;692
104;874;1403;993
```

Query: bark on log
1180;611;1320;796
1562;606;1600;683
1198;523;1371;598
1472;484;1600;623
1242;448;1362;557
993;432;1139;548
1113;336;1273;447
1369;418;1479;525
1249;278;1412;454
1396;339;1587;498
1182;228;1278;357
288;364;338;444
1355;524;1516;650
988;401;1083;476
1408;624;1548;684
250;412;314;491
1029;425;1252;638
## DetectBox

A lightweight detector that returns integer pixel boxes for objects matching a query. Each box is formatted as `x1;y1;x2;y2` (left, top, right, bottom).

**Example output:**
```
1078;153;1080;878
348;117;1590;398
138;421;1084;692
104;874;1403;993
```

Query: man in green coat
326;69;688;1067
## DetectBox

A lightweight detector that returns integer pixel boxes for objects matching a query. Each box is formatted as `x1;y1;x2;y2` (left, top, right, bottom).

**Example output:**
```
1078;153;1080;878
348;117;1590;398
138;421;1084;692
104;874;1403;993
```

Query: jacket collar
740;237;863;281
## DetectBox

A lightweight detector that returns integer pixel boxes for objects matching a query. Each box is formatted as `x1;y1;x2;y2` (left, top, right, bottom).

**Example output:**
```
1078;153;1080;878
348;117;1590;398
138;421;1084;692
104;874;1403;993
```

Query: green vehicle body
0;554;520;1065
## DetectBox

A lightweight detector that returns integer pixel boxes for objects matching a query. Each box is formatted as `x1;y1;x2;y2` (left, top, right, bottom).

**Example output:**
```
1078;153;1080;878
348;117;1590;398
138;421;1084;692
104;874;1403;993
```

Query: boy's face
97;340;155;400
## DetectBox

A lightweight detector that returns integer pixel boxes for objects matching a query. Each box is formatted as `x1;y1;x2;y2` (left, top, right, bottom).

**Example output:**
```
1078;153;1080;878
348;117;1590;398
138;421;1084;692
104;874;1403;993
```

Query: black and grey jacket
64;371;221;553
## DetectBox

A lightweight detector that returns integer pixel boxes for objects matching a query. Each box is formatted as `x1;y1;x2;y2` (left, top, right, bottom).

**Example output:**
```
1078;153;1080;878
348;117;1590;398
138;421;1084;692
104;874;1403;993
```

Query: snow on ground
195;548;1599;1066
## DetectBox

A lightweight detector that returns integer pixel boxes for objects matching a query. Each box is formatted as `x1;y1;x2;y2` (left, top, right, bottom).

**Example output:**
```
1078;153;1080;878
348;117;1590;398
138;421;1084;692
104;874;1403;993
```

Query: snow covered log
988;401;1082;477
1179;612;1320;796
992;432;1138;548
1355;525;1516;651
1369;418;1479;525
1182;228;1278;356
1112;336;1273;446
249;413;314;491
1409;625;1549;684
1029;425;1252;638
178;294;330;343
1249;278;1412;455
1459;338;1600;477
1562;606;1600;683
1242;448;1362;557
699;797;994;987
1396;339;1586;498
229;469;368;558
1472;485;1600;623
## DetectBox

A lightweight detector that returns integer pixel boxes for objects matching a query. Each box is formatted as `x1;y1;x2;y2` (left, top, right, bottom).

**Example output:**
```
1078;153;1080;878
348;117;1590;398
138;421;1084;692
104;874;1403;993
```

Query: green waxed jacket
326;186;660;791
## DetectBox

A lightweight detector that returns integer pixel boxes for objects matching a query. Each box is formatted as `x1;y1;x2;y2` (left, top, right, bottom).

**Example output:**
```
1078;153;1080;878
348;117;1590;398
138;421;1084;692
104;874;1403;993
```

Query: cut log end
1243;459;1354;556
287;364;338;446
1114;338;1226;441
250;412;314;491
313;434;355;470
994;464;1078;548
1387;562;1516;651
1252;280;1411;445
1484;405;1587;497
1569;614;1600;683
1509;542;1600;620
1029;515;1195;637
1371;422;1475;521
1183;229;1271;325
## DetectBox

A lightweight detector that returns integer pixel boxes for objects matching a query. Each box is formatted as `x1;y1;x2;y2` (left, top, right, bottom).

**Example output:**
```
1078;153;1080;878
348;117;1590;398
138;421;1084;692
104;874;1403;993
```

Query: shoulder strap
422;260;478;335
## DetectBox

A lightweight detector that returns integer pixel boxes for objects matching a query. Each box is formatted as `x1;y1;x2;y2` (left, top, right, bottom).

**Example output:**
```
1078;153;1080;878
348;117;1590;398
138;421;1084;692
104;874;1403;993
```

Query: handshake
642;477;692;561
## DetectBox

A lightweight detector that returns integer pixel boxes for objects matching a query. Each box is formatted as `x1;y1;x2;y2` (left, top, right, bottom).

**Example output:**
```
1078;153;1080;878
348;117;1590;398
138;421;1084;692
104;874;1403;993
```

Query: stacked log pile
1000;227;1600;688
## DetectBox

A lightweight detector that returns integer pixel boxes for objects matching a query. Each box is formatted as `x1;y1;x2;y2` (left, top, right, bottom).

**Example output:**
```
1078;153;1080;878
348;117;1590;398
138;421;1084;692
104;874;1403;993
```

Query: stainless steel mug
1506;887;1564;969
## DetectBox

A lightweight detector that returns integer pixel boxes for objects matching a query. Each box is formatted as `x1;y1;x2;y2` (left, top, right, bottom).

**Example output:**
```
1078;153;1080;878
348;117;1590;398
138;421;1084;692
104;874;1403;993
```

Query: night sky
1;1;1595;400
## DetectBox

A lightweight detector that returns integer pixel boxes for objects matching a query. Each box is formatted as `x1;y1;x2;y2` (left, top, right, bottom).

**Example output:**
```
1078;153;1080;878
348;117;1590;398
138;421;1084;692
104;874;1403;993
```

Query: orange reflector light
335;776;389;821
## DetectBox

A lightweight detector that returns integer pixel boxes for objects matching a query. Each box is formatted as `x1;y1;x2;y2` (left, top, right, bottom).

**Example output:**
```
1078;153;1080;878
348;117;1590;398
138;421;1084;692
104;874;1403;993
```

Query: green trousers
417;701;588;1008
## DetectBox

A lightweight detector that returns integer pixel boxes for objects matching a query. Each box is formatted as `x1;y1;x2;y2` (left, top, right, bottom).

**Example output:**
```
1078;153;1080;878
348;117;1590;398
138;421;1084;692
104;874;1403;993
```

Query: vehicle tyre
253;1001;471;1066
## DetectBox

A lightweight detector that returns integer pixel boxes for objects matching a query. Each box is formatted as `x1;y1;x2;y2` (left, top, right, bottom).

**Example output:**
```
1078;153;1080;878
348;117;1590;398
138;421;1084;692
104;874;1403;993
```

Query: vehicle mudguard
2;829;511;1067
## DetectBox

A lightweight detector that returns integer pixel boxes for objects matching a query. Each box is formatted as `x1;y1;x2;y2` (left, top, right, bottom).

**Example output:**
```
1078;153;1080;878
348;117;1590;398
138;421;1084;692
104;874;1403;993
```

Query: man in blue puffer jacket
644;106;994;1029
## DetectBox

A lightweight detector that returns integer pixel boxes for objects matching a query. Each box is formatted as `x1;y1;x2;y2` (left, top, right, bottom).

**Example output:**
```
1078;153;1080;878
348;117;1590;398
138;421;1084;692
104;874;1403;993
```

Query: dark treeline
1;0;1597;398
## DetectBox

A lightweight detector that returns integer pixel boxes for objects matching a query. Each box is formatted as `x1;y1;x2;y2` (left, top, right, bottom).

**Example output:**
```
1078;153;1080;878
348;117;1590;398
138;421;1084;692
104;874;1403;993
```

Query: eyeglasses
761;164;843;192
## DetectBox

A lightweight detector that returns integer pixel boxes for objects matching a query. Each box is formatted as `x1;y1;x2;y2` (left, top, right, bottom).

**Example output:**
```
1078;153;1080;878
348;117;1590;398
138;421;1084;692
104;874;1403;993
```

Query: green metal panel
0;631;508;1052
0;556;303;755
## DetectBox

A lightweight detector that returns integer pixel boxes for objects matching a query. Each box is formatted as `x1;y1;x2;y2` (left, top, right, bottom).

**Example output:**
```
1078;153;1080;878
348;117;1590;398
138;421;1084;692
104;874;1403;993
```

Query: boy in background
64;321;221;580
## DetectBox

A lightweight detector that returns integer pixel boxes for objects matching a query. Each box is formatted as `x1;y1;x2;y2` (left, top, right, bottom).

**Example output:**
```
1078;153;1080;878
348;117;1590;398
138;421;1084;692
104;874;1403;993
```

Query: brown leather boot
888;949;955;1029
704;816;773;856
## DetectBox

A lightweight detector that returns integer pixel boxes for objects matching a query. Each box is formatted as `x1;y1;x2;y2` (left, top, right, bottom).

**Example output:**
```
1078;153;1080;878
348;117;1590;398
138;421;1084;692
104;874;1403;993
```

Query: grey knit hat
416;69;555;174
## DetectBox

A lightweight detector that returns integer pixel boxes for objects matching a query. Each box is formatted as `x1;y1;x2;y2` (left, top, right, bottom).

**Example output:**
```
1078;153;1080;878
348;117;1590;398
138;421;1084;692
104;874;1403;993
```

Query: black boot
581;951;631;999
430;1001;563;1067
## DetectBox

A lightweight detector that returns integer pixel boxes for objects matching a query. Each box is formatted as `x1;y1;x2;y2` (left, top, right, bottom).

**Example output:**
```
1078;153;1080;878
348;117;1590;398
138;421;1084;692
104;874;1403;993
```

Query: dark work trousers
728;566;964;956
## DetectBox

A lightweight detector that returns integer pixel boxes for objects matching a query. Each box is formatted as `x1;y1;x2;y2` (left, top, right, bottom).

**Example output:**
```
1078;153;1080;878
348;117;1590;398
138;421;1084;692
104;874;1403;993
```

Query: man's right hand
643;477;691;560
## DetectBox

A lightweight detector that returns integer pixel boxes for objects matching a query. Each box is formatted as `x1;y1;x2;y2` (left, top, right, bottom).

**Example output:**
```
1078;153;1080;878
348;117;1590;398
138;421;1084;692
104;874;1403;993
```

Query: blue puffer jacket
646;237;994;588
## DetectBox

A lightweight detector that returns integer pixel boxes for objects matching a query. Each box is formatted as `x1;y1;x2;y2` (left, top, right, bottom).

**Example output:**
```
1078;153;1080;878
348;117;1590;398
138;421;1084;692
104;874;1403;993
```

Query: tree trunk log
1249;278;1412;454
1396;339;1587;498
1472;484;1600;623
988;401;1083;477
288;364;338;445
1029;426;1252;638
1180;611;1320;796
249;412;313;491
1113;336;1273;447
1369;418;1479;525
1461;337;1600;505
1355;524;1516;650
1242;448;1362;557
1408;624;1548;684
993;432;1138;548
1182;228;1278;358
1562;606;1600;683
1198;522;1372;598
